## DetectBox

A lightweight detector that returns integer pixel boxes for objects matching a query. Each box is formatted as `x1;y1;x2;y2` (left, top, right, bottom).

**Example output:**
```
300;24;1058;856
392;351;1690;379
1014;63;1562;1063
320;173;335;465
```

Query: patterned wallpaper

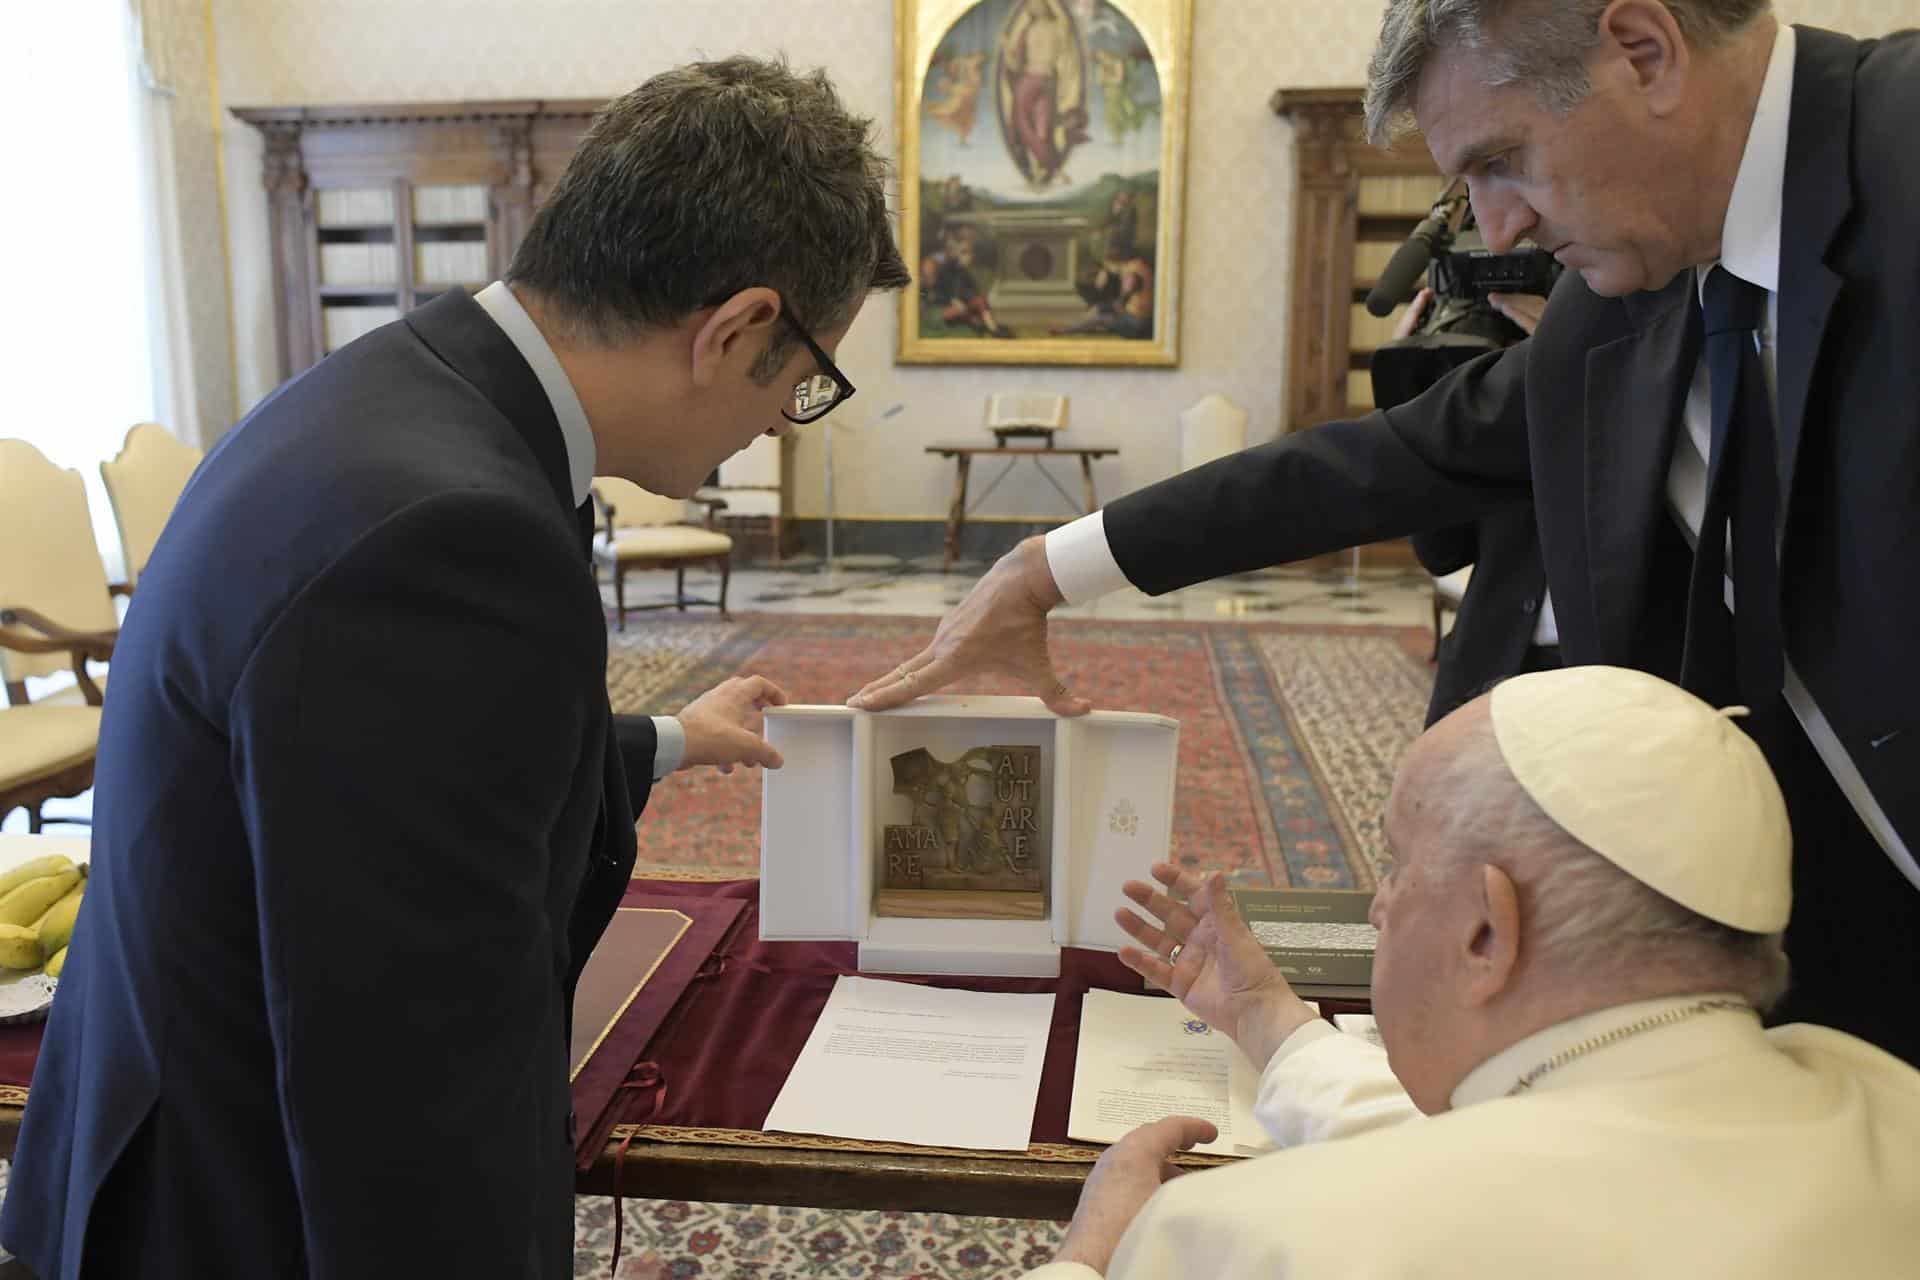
141;0;236;445
206;0;1918;519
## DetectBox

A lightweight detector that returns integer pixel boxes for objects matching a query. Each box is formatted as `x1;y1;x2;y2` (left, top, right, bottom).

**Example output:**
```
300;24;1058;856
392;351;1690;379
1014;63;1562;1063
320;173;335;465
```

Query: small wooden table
926;442;1120;571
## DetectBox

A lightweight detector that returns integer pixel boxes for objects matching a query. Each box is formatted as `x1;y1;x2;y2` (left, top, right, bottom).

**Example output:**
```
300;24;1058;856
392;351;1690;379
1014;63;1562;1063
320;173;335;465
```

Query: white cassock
1027;997;1920;1278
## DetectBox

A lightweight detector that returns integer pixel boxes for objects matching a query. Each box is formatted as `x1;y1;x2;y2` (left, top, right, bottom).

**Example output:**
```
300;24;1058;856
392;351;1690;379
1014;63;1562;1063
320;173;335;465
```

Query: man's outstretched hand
676;674;789;773
848;536;1090;715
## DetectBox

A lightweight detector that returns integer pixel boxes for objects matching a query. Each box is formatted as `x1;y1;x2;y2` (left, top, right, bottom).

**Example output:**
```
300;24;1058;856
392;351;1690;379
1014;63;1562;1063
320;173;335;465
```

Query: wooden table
926;442;1120;571
579;1130;1109;1219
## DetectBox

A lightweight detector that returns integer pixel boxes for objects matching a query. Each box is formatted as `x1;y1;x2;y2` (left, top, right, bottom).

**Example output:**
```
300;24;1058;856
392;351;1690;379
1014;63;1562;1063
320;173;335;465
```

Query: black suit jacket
1413;505;1549;725
0;290;653;1278
1102;26;1918;852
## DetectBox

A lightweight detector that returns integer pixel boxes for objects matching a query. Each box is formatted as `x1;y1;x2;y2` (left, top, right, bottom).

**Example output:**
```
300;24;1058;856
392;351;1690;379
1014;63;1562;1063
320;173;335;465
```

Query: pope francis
1027;667;1920;1278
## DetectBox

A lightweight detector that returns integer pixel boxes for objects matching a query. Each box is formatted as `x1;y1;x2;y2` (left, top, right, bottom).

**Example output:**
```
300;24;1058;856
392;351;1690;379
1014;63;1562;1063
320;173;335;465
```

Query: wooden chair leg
1430;592;1443;662
28;802;43;835
614;566;628;632
675;567;687;612
719;556;731;617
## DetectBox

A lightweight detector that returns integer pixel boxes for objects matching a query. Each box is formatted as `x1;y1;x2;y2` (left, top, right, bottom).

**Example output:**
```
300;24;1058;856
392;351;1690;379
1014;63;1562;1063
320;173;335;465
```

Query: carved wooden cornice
258;122;306;195
232;99;604;130
495;121;535;190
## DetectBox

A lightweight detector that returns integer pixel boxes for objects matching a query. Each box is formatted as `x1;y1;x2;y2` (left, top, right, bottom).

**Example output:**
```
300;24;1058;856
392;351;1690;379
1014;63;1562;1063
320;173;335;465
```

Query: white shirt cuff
1270;1016;1341;1064
1253;1018;1417;1148
651;715;685;779
1044;510;1130;605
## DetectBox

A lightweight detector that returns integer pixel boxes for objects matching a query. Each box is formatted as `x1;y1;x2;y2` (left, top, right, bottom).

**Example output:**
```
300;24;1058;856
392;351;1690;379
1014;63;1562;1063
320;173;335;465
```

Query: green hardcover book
1228;888;1377;991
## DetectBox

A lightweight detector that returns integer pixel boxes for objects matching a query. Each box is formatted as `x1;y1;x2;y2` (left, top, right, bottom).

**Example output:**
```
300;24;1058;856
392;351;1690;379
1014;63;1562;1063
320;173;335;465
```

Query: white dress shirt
473;281;685;779
1045;26;1915;890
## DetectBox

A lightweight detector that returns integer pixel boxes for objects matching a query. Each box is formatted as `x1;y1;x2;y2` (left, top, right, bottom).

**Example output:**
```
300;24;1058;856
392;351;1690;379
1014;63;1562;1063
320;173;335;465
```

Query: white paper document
763;975;1055;1151
1070;990;1306;1158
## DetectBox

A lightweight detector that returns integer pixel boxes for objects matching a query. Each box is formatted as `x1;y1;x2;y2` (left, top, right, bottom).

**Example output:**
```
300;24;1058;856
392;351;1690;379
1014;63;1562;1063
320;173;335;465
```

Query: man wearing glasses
785;319;858;426
4;57;907;1280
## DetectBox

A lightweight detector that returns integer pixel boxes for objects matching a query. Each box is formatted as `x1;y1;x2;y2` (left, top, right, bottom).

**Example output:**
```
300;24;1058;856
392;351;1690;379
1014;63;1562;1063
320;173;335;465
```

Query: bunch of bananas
0;854;87;979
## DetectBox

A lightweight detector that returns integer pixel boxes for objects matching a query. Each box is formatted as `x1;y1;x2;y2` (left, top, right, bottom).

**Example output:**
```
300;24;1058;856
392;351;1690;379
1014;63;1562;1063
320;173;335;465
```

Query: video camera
1366;180;1563;412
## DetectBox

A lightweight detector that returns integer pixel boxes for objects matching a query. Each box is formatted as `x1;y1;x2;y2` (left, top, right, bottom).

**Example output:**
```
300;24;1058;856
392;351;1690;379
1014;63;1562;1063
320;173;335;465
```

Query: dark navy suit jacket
1;290;654;1278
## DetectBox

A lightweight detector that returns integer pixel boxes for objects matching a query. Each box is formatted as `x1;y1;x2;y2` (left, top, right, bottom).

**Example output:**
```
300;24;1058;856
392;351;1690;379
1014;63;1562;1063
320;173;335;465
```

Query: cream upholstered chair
101;422;203;589
589;477;732;630
0;440;118;831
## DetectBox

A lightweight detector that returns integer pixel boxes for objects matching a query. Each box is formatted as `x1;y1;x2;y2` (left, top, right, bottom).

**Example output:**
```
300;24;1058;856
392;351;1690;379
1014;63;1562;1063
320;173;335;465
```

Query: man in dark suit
855;5;1920;1064
1390;289;1560;725
1417;506;1556;723
1;58;908;1279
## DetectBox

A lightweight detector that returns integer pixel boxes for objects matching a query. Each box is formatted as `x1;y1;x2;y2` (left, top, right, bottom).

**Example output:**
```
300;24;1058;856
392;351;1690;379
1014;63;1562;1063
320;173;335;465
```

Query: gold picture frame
896;0;1193;366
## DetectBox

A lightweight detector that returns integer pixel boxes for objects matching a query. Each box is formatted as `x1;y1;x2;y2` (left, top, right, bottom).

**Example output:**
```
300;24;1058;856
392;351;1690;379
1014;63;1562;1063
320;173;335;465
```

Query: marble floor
629;553;1439;628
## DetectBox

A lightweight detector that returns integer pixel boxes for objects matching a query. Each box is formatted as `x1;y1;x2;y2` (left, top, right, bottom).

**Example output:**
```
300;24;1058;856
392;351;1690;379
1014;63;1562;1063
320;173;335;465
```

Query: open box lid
760;697;1178;950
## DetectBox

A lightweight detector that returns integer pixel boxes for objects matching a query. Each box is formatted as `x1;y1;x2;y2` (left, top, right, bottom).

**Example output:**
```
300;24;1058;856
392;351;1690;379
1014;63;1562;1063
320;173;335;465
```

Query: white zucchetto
1489;666;1792;932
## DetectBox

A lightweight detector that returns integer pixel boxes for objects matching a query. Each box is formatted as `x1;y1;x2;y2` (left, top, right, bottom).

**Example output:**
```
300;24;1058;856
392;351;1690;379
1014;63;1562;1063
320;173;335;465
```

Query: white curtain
0;1;194;583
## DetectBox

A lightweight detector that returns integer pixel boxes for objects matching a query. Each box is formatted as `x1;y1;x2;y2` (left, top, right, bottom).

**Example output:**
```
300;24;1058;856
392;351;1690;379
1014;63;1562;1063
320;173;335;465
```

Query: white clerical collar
1450;994;1761;1109
1698;22;1794;300
473;280;596;507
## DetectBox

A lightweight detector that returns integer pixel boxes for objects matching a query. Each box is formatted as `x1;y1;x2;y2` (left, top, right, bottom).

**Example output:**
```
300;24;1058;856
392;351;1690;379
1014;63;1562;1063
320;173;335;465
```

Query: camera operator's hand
1488;291;1545;336
1392;287;1435;341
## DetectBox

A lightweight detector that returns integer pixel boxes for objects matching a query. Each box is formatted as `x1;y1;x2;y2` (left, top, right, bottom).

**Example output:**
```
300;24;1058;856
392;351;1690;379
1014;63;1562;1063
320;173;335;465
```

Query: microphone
1365;208;1450;317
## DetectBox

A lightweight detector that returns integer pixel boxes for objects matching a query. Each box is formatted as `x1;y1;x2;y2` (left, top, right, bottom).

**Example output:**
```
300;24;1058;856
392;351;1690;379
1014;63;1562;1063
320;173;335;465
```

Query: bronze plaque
877;744;1045;919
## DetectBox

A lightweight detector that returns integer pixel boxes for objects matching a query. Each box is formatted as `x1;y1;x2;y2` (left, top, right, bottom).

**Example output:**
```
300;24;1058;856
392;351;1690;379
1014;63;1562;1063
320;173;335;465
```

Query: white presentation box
760;695;1179;978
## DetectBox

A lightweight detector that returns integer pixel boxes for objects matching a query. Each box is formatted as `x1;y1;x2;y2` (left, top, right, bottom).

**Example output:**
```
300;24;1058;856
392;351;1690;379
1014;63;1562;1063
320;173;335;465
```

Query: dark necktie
1679;266;1784;735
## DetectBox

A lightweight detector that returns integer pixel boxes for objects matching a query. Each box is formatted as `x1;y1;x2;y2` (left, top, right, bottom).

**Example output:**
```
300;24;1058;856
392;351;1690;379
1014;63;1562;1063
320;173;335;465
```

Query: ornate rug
581;616;1429;1276
608;614;1434;891
574;1197;1072;1278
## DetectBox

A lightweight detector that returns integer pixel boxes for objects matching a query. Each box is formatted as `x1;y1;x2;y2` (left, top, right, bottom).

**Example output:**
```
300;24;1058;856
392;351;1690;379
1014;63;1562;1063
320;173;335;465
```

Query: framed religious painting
896;0;1193;366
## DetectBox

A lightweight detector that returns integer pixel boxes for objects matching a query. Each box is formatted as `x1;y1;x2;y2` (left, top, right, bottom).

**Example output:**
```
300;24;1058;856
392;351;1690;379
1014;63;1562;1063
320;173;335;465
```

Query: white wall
208;0;1919;521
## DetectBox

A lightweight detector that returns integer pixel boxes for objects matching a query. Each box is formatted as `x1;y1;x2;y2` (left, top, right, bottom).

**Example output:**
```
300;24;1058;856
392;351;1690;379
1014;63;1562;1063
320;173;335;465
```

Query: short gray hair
1363;0;1773;145
1419;709;1790;1011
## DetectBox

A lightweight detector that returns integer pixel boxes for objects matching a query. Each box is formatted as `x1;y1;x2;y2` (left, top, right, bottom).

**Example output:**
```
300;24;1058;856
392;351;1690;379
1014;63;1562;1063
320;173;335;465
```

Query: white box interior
759;708;859;940
760;697;1178;977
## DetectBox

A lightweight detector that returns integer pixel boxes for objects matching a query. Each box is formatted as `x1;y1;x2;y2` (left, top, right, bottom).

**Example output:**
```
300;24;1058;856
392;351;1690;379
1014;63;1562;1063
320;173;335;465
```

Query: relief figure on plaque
879;744;1045;919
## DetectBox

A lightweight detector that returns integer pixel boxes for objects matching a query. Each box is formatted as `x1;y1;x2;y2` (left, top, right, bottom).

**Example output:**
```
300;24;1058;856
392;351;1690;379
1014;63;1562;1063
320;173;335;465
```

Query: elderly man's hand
1116;864;1320;1070
676;674;788;773
847;536;1090;715
1053;1115;1217;1273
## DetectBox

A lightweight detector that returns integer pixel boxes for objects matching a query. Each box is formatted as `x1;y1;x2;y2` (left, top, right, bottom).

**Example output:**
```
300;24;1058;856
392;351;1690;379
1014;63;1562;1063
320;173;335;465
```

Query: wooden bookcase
1270;88;1447;568
231;99;604;382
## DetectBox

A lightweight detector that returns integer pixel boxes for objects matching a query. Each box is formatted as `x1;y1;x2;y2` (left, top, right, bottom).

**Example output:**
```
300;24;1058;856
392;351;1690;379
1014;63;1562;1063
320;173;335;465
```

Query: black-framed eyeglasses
780;313;856;425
